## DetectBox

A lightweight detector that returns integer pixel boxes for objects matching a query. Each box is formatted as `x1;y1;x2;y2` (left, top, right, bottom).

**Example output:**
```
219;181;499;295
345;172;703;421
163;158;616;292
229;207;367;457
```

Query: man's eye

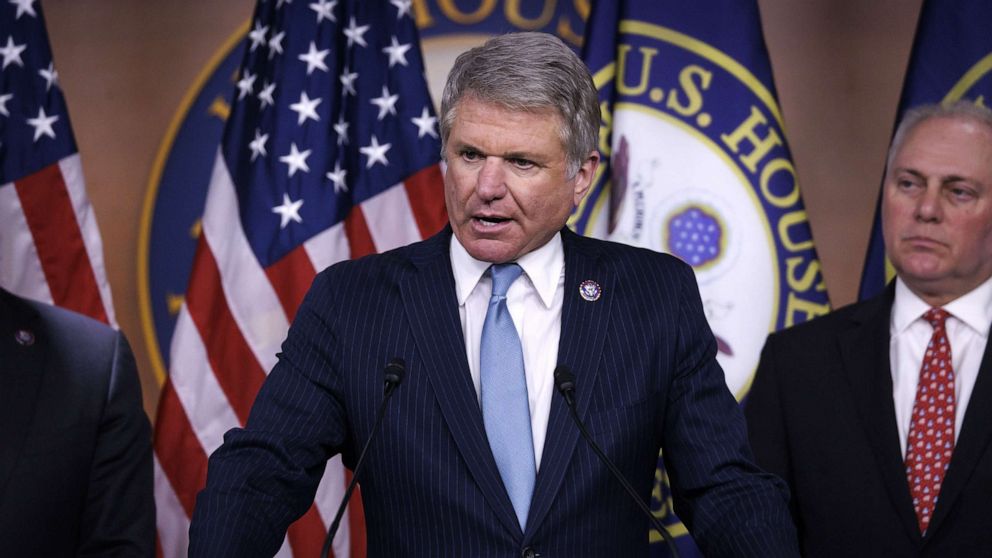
896;178;920;190
948;186;976;201
460;150;482;161
508;158;535;169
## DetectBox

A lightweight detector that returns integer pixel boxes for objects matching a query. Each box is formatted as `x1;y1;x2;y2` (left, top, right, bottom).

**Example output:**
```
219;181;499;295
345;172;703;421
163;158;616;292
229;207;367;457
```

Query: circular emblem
578;280;602;302
15;329;34;346
572;19;830;399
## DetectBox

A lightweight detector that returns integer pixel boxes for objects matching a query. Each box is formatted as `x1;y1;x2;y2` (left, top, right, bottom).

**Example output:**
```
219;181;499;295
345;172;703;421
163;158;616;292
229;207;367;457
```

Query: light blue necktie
481;263;536;529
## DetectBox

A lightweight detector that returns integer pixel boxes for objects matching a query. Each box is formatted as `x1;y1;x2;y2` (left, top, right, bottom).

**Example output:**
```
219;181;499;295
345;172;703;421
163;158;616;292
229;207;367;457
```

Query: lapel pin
15;329;35;346
579;280;601;302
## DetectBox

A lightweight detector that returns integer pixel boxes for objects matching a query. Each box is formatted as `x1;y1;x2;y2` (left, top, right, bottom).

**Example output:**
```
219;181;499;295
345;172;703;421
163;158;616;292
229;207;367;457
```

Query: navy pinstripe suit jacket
190;227;798;557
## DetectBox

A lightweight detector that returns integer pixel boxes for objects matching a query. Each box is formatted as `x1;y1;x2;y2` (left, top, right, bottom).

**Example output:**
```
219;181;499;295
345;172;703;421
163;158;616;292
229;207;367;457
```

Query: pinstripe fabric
190;227;797;557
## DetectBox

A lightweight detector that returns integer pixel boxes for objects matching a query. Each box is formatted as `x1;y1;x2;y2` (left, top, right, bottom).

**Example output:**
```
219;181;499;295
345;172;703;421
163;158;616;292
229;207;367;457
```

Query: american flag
0;0;115;323
152;0;447;556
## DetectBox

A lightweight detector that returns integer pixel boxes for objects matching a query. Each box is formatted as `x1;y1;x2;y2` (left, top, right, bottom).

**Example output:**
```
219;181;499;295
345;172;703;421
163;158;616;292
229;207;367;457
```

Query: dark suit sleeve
79;331;155;557
744;334;800;524
662;264;799;557
190;272;348;556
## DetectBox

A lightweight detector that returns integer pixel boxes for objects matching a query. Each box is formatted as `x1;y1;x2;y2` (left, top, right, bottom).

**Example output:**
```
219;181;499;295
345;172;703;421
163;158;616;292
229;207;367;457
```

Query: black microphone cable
554;365;681;558
321;357;406;558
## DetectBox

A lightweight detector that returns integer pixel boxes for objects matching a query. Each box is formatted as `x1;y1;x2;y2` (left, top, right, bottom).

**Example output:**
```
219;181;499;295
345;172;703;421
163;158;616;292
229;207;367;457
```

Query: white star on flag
360;134;391;168
236;70;256;100
290;91;322;125
309;0;337;22
268;30;285;59
326;161;347;193
411;106;438;138
0;36;27;70
38;61;58;90
343;17;370;48
333;115;349;145
382;36;411;68
0;92;12;117
340;67;358;96
152;1;449;554
279;142;311;177
27;106;58;141
298;41;330;74
390;0;412;19
9;0;37;19
248;129;268;161
248;22;268;51
272;193;304;228
258;81;276;108
370;85;399;120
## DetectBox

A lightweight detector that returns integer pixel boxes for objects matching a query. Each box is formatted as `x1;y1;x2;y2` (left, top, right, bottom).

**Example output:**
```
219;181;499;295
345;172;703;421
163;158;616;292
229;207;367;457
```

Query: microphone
321;358;406;558
553;365;681;558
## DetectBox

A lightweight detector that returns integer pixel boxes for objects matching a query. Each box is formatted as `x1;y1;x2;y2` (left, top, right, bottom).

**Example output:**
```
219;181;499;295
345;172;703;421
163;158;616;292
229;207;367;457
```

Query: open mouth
476;216;511;226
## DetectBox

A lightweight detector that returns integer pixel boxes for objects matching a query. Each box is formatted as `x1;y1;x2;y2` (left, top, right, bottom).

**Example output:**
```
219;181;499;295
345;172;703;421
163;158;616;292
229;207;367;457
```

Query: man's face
443;96;598;263
882;116;992;305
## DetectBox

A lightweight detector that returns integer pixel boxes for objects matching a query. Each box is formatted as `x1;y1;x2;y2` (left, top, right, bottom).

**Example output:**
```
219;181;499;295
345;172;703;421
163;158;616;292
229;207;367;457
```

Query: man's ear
572;150;601;207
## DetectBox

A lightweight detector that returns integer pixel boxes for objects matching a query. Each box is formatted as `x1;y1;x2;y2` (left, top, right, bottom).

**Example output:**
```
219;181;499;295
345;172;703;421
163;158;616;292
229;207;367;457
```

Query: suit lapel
398;229;522;539
928;316;992;536
837;286;921;542
0;291;47;500
525;230;613;537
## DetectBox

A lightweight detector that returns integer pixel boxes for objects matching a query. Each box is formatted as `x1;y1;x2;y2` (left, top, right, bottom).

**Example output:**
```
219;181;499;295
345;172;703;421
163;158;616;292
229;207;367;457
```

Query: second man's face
882;115;992;305
443;96;598;264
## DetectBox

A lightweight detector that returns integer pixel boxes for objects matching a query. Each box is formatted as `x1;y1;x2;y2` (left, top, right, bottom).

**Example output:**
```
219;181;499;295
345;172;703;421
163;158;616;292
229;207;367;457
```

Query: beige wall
42;0;922;418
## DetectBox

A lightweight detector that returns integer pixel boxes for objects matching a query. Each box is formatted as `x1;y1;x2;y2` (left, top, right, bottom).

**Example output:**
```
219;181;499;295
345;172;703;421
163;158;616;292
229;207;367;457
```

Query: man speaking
190;32;797;557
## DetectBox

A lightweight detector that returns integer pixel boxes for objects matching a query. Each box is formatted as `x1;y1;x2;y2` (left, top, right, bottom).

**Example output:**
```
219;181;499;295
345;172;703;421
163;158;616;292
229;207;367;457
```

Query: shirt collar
450;232;564;308
945;275;992;336
893;275;992;336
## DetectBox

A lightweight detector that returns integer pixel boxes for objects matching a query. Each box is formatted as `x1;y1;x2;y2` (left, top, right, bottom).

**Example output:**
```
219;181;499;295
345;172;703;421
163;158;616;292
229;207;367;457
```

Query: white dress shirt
890;275;992;456
450;233;564;471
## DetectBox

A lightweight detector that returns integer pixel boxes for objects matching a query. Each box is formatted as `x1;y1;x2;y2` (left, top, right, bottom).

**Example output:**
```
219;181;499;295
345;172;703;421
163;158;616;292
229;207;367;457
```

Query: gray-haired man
191;32;797;557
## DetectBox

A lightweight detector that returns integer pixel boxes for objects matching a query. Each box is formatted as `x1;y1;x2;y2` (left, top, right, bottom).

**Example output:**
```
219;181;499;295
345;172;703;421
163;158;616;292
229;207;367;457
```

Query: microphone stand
321;358;406;558
554;365;681;558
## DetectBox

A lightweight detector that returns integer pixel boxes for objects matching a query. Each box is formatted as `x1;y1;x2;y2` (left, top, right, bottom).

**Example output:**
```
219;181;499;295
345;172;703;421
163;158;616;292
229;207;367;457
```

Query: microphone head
384;357;406;386
553;365;576;394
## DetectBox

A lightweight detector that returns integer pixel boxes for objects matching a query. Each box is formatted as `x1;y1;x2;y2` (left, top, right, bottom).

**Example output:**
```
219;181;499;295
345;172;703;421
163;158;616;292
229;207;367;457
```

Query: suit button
521;547;537;558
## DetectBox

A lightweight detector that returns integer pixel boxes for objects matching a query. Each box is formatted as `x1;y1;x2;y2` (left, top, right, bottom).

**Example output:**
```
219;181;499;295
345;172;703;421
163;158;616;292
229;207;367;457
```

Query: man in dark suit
190;32;797;557
0;288;155;556
746;101;992;557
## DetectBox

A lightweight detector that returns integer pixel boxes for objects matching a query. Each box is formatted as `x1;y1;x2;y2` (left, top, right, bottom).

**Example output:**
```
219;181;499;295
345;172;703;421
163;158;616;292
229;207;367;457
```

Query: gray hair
887;100;992;172
439;32;600;178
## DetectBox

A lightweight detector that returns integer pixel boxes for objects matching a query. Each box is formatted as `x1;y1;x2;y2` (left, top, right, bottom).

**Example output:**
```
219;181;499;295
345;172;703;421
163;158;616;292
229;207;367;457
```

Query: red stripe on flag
15;163;108;323
344;207;376;258
154;381;209;516
287;505;331;557
403;164;447;240
185;237;266;423
264;245;317;323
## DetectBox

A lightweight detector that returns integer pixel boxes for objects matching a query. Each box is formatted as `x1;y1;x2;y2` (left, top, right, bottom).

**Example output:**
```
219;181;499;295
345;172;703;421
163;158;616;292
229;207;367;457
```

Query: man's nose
476;158;507;200
914;185;943;222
